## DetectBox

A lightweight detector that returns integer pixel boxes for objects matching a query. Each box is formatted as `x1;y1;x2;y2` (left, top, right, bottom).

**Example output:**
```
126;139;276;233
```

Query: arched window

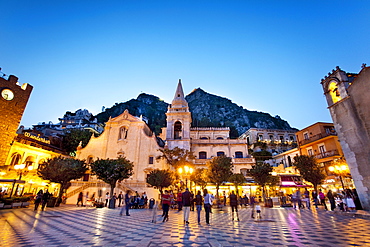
24;156;35;169
174;121;182;139
200;137;208;140
216;137;223;140
10;153;21;167
217;151;225;157
329;81;341;104
235;151;243;158
118;126;128;140
199;152;207;159
87;156;94;164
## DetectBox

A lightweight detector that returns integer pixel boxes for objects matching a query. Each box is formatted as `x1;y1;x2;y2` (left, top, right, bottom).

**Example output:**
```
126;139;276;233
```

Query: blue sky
1;1;369;130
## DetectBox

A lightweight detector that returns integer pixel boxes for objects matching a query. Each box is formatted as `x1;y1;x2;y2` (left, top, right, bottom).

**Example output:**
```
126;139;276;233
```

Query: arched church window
329;81;342;104
174;121;182;139
199;152;207;159
118;126;128;140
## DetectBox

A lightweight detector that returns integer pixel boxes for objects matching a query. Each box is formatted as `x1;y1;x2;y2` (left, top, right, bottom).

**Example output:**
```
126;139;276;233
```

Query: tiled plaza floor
1;204;370;247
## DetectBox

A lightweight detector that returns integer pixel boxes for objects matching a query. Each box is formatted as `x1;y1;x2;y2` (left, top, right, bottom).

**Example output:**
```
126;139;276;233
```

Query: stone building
239;128;297;155
0;75;33;167
321;64;370;210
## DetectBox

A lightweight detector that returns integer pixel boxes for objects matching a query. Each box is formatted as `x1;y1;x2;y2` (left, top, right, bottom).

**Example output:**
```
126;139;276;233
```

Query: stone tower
165;80;192;150
0;75;33;166
321;65;370;210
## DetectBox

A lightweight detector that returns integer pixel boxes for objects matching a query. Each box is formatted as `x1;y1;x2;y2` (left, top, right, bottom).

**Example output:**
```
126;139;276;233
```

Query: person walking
312;190;318;208
250;196;256;218
182;188;192;224
194;190;203;224
76;192;84;207
319;189;328;210
203;189;213;225
327;190;336;211
161;190;171;222
120;190;131;216
41;189;51;211
190;191;195;211
303;188;311;209
176;191;183;211
229;191;239;221
118;192;123;207
105;192;110;207
34;190;43;211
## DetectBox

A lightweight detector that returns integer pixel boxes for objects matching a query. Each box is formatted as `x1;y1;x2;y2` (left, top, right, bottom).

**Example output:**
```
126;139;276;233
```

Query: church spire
171;79;188;108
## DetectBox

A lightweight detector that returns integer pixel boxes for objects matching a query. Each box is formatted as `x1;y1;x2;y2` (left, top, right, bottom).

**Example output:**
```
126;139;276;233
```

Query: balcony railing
191;139;247;145
314;150;340;160
193;157;255;165
299;131;337;146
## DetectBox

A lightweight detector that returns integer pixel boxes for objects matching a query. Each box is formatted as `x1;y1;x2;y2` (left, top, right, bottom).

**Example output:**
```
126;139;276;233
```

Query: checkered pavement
1;204;370;246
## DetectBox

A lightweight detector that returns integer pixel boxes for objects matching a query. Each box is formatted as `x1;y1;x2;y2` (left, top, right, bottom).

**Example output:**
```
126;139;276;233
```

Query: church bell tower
165;79;192;150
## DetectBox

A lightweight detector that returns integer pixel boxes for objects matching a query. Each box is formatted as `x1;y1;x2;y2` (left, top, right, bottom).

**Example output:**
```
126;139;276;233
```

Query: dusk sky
1;1;369;130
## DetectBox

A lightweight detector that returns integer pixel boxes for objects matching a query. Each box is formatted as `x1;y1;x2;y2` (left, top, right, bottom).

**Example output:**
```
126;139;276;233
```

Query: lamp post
178;165;194;189
11;164;33;197
328;164;349;191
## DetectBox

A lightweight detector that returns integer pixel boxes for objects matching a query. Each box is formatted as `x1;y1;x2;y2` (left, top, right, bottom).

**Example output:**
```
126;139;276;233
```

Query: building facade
0;75;33;167
321;65;370;210
75;81;255;201
239;128;297;155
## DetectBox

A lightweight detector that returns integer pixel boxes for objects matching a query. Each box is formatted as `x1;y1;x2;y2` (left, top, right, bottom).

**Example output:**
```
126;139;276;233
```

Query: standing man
120;190;131;216
250;195;256;218
194;190;203;224
182;188;192;224
229;191;239;221
203;189;213;225
177;191;183;211
118;192;123;207
303;188;311;209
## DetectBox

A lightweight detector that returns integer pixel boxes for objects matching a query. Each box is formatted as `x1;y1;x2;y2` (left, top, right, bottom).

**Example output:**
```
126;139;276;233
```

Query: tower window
174;121;182;139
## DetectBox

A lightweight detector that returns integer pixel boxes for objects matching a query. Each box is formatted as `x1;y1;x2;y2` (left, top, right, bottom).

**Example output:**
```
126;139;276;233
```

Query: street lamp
178;165;194;189
328;164;349;191
11;164;33;197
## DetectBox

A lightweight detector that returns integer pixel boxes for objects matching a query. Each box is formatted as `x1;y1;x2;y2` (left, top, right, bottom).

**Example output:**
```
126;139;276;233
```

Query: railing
191;139;247;145
314;150;340;159
193;157;254;165
299;132;337;146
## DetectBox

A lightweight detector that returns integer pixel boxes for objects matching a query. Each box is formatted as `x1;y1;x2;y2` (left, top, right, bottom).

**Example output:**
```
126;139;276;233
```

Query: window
279;136;284;142
216;137;223;140
149;156;154;164
200;137;208;140
118;127;128;140
87;156;94;164
199;152;207;159
174;121;182;139
258;134;263;141
307;149;314;156
240;168;248;177
318;145;326;154
269;135;274;141
303;132;309;140
10;153;21;167
287;156;292;167
217;151;225;157
235;152;243;158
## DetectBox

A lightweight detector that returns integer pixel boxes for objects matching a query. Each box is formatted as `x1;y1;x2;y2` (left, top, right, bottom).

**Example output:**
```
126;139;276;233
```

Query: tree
228;173;246;196
251;150;272;163
37;157;88;206
293;155;326;193
146;169;174;195
206;156;233;199
90;157;134;196
62;129;93;155
156;147;195;169
190;168;208;190
248;163;277;200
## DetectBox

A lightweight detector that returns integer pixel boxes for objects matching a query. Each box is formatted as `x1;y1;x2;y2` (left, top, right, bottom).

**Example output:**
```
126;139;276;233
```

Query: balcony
191;139;247;145
314;150;340;160
193;157;255;165
299;131;337;146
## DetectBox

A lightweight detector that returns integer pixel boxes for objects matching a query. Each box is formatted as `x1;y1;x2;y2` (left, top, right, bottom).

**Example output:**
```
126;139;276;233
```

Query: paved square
1;204;370;246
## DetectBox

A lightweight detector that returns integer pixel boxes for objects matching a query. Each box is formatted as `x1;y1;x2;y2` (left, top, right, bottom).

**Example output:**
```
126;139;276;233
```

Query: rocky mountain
96;89;295;138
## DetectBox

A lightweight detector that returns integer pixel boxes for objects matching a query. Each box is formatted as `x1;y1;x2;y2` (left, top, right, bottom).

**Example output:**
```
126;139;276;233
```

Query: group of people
287;188;362;211
34;189;52;211
160;189;262;224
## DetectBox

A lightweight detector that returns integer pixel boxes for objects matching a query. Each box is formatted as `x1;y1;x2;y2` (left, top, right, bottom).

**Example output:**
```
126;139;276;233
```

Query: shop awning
0;179;26;184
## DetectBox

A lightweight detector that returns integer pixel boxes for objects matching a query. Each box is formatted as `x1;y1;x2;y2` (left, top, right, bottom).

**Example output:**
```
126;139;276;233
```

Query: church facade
73;81;255;201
